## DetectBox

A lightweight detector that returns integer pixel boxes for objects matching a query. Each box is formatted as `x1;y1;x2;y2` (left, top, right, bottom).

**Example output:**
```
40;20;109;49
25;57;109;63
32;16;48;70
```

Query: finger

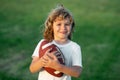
42;56;48;61
47;51;58;60
42;49;52;60
40;57;47;66
53;51;58;55
45;48;52;54
46;53;53;60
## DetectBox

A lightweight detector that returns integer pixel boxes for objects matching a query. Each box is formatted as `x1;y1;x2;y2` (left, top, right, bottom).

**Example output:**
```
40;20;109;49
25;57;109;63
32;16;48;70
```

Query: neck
54;39;70;45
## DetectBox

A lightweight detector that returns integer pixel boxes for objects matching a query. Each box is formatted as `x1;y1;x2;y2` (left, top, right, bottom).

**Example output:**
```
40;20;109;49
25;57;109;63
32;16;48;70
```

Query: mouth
60;31;67;34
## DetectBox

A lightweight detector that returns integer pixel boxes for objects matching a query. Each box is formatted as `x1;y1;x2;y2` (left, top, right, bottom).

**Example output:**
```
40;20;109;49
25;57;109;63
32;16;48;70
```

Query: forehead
54;17;71;23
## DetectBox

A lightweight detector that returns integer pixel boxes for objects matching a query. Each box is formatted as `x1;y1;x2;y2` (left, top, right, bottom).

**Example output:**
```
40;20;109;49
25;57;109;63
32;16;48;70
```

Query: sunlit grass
0;0;120;80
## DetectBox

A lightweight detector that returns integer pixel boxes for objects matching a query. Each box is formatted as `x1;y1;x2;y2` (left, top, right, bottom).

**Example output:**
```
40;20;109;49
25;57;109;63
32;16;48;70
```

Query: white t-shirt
32;39;82;80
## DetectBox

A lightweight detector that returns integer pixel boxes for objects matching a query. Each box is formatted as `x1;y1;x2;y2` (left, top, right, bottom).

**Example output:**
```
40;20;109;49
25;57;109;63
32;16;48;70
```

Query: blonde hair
43;4;75;42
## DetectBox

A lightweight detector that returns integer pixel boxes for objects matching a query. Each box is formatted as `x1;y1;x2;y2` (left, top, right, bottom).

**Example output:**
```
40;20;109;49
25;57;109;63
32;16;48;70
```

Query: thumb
47;51;58;60
52;51;59;60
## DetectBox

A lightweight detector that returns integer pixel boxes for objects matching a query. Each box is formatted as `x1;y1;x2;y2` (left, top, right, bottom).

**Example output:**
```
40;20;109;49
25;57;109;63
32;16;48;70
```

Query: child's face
53;18;72;40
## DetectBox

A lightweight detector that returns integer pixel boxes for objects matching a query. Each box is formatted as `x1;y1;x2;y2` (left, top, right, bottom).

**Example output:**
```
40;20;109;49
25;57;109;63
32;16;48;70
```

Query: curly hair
43;4;75;42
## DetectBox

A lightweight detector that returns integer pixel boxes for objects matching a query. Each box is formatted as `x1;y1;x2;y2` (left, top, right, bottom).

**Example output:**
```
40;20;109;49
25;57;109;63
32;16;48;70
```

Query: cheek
54;25;59;31
68;26;73;35
53;26;58;34
68;26;72;32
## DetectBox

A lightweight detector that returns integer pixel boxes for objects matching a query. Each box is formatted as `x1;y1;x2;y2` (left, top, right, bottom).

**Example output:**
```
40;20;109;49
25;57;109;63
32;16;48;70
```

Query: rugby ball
39;40;65;77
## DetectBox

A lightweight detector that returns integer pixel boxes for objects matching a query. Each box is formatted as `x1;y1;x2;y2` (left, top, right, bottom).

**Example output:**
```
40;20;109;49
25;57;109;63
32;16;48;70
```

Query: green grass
0;0;120;80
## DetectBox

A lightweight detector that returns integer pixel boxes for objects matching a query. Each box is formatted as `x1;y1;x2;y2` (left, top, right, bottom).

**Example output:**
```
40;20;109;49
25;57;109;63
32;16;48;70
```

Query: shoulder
32;39;45;57
39;39;45;43
34;39;45;49
37;39;45;45
70;41;81;48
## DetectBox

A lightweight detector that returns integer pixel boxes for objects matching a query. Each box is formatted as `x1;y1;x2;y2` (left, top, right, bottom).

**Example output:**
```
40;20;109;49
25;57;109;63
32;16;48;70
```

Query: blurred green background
0;0;120;80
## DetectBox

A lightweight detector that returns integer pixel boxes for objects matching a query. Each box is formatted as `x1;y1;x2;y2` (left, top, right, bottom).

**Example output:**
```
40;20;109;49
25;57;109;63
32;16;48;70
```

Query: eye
56;23;61;26
65;23;70;26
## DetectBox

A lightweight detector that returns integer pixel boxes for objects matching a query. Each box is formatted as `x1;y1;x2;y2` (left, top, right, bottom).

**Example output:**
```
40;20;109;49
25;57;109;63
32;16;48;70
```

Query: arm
29;57;44;73
52;61;82;77
57;64;82;77
29;48;53;73
58;65;82;77
43;53;82;77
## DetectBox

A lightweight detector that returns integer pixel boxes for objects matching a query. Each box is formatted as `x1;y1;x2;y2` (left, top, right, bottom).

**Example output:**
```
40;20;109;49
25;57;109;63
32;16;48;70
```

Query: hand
41;48;60;69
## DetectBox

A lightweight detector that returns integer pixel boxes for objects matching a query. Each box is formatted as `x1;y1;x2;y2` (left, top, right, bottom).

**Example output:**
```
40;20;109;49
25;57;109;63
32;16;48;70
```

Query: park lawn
0;0;120;80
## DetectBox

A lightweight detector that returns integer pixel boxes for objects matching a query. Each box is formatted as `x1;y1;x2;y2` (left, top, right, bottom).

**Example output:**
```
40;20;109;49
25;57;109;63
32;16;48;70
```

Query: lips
60;31;67;34
60;32;67;34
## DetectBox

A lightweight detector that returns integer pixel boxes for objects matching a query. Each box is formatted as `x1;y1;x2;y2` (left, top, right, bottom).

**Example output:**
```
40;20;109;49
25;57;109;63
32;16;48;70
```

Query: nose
61;24;66;30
